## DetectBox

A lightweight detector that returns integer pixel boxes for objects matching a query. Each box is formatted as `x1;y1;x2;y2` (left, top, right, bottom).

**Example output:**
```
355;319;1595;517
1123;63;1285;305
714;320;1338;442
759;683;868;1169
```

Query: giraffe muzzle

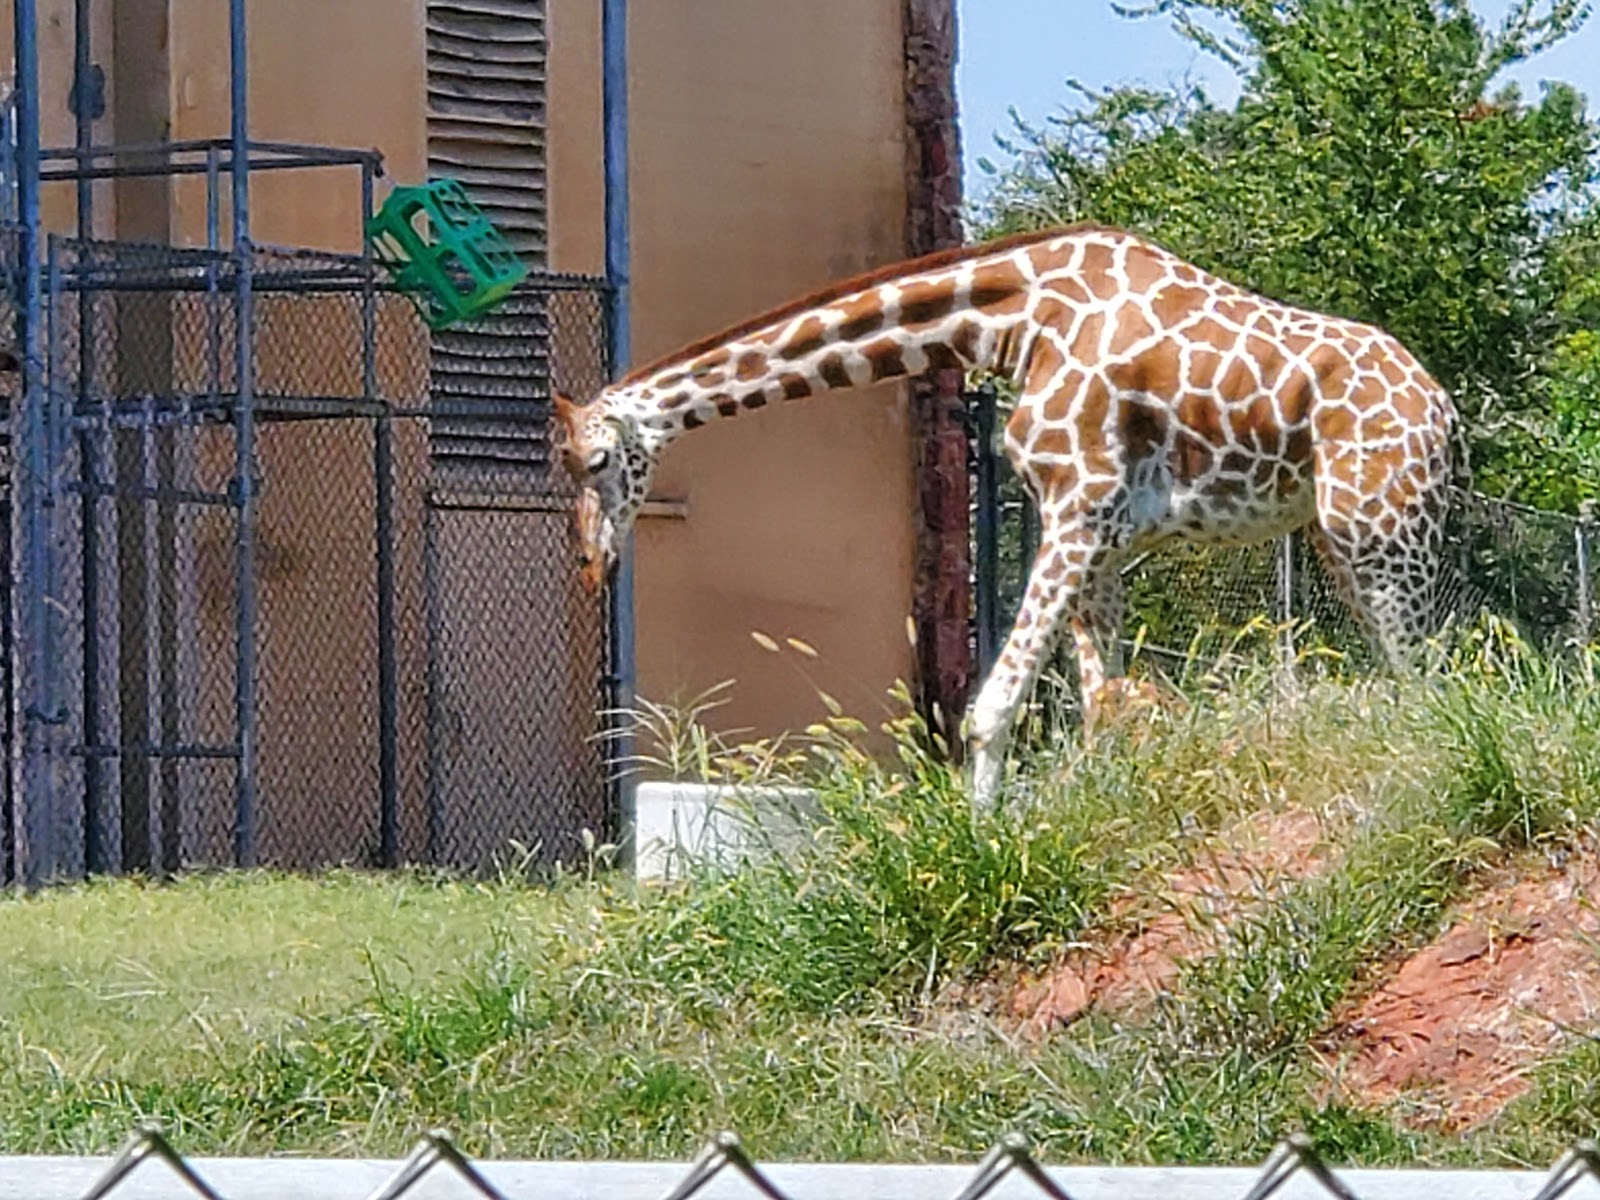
573;489;614;593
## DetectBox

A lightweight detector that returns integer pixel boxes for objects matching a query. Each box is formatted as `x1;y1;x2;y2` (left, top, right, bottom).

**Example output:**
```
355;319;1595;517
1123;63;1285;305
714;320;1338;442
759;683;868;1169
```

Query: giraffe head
552;390;657;592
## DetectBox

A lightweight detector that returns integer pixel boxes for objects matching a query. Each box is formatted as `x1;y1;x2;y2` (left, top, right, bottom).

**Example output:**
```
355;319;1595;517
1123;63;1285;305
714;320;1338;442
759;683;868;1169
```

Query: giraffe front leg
967;537;1098;814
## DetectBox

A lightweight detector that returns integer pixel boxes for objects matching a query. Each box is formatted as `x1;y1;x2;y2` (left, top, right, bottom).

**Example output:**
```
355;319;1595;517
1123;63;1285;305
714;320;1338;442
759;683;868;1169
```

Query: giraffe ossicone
553;225;1459;814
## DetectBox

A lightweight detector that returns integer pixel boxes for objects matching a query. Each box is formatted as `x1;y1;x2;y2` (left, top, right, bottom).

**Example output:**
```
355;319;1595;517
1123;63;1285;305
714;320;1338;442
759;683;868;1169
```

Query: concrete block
633;782;819;882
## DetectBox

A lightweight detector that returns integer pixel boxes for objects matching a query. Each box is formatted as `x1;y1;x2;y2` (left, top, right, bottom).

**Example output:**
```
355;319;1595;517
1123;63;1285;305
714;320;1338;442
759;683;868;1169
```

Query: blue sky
957;1;1600;198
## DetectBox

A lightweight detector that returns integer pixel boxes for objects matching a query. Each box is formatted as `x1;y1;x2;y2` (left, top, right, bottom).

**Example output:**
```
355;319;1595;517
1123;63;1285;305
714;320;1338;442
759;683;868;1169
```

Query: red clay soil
1008;808;1331;1036
956;790;1600;1132
1325;847;1600;1130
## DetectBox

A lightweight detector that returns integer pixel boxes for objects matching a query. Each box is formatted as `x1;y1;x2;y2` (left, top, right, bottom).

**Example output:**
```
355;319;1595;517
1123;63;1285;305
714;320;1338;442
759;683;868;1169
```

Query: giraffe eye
585;448;610;475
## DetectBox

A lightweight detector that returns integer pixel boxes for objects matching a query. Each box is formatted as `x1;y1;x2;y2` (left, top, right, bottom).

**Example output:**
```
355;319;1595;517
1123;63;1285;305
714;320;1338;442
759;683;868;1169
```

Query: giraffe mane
616;222;1125;387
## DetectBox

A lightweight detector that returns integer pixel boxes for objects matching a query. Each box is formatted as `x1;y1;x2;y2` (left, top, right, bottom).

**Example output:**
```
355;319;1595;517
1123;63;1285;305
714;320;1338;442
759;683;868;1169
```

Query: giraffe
552;224;1459;812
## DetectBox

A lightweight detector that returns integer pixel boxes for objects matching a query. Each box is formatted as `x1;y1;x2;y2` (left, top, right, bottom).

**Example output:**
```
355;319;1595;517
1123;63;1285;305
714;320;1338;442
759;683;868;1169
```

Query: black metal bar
1276;532;1296;677
972;383;1001;678
157;419;189;876
70;743;242;760
1575;511;1593;648
603;0;636;852
206;144;224;462
229;0;260;869
112;392;154;873
206;146;220;253
73;0;108;874
367;161;400;869
38;236;65;881
64;481;233;506
15;0;54;887
76;395;106;876
41;155;376;184
67;388;608;426
48;265;604;296
42;136;384;163
0;91;16;224
71;0;94;220
69;404;232;430
422;503;444;866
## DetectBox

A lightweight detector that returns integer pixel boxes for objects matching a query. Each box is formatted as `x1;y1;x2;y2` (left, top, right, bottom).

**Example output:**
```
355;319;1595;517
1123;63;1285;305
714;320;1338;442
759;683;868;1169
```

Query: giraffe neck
608;251;1042;438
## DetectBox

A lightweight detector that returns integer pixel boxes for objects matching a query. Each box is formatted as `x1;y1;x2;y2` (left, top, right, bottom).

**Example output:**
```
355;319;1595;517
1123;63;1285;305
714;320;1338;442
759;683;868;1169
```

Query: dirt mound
956;808;1600;1132
1326;847;1600;1130
1008;808;1330;1034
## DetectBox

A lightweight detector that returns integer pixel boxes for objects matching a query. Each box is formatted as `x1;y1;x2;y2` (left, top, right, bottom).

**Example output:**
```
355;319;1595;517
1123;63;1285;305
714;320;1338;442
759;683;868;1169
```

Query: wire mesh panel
412;281;613;869
1446;492;1594;651
417;485;608;868
42;240;241;873
19;234;613;882
968;387;1599;702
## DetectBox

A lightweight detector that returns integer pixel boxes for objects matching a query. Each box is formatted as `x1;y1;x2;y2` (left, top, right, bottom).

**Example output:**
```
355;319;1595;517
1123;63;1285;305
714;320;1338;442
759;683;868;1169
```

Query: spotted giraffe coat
554;224;1459;811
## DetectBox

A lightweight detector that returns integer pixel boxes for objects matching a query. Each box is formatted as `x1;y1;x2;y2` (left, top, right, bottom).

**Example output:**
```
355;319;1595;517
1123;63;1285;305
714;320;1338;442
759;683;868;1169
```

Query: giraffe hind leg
1071;563;1129;734
1310;489;1449;669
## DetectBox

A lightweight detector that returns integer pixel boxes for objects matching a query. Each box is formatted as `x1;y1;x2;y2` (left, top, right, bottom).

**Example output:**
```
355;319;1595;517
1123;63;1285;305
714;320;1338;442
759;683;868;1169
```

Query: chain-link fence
969;385;1598;694
32;1125;1600;1200
3;233;614;886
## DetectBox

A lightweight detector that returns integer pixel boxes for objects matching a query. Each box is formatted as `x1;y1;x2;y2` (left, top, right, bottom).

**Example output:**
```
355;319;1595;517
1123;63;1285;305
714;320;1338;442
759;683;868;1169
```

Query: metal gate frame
8;228;616;886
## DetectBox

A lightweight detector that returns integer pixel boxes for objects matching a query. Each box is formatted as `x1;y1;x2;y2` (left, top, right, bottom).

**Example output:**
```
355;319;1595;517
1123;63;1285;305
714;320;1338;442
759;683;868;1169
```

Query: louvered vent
426;0;550;487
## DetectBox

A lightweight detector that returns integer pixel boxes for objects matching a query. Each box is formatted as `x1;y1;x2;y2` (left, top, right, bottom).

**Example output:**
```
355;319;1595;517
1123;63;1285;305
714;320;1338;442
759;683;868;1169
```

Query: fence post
12;0;58;887
1275;533;1296;684
1576;503;1594;649
228;0;260;869
971;383;1001;678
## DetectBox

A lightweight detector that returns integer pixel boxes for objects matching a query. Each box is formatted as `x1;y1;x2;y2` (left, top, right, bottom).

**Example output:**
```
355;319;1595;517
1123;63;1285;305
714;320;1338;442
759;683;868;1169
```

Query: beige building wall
165;0;427;249
548;0;919;737
0;0;116;235
10;0;924;851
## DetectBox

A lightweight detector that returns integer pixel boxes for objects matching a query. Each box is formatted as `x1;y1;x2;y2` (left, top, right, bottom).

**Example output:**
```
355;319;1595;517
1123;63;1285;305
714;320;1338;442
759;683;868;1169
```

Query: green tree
1476;329;1600;508
978;0;1599;506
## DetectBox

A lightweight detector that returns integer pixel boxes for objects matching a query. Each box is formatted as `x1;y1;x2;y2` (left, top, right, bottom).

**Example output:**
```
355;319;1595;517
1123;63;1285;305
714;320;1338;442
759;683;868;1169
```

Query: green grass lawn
0;871;568;1072
2;631;1597;1164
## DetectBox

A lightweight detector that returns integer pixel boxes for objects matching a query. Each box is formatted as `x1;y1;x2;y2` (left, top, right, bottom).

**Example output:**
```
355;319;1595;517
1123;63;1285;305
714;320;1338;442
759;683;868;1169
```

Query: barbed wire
48;1125;1600;1200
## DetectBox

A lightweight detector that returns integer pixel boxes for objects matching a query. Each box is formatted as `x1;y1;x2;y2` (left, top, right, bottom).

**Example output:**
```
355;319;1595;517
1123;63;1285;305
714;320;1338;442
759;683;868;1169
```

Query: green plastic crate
364;178;528;329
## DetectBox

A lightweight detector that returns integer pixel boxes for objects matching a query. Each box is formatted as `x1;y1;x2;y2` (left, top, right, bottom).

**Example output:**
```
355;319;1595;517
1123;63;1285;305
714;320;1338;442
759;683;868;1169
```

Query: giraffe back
1000;232;1457;550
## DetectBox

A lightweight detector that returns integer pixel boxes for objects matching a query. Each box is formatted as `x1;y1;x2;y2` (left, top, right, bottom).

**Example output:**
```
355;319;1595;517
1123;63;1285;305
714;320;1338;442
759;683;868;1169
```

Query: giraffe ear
551;391;582;444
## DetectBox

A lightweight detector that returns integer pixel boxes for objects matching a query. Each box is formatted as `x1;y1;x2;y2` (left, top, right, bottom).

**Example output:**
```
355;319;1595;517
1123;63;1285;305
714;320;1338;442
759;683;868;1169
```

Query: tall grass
3;629;1598;1160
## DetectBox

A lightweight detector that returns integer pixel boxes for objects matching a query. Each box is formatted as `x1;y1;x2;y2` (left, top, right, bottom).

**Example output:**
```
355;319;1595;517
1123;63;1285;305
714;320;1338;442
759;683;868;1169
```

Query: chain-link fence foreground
4;233;616;887
17;1126;1600;1200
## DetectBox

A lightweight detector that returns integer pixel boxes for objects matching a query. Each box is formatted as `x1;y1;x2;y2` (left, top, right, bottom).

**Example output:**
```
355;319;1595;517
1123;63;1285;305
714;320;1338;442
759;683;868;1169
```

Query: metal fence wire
4;233;614;886
49;1125;1600;1200
967;385;1599;692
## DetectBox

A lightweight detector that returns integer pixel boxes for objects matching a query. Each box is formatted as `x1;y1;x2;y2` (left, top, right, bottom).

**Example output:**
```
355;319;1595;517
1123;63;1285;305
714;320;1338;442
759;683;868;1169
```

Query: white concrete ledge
633;781;819;882
0;1156;1575;1200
